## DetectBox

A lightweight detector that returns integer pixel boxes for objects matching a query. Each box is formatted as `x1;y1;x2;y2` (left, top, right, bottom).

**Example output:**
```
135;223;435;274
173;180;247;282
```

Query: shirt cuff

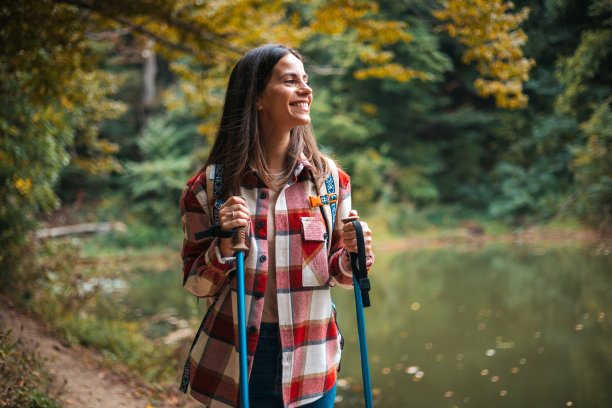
209;238;236;271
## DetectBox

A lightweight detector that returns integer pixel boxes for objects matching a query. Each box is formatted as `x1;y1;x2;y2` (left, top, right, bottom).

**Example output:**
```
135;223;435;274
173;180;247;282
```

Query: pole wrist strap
349;220;371;308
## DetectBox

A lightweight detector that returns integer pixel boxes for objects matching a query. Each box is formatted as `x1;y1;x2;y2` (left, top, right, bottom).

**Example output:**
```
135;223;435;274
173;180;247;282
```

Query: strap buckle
309;193;338;207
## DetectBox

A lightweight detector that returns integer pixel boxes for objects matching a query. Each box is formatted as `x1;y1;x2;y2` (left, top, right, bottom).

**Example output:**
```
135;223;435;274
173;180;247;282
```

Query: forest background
1;0;611;406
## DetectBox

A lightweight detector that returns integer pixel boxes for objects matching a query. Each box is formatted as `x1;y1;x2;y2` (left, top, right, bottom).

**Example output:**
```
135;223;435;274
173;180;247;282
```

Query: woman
180;44;373;408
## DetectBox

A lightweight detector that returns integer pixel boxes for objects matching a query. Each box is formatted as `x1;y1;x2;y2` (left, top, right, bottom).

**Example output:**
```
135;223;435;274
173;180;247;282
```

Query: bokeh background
1;1;610;407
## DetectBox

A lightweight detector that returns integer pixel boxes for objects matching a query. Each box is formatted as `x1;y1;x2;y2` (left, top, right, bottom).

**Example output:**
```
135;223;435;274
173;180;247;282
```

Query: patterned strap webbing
324;173;337;228
193;164;227;241
212;163;225;225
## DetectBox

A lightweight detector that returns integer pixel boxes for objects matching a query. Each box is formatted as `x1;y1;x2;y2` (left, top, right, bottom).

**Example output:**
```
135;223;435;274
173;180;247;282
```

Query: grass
0;330;61;408
10;238;187;389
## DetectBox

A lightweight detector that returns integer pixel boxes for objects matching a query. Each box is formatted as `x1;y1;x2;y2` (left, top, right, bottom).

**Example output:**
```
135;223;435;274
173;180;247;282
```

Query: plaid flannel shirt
180;156;373;408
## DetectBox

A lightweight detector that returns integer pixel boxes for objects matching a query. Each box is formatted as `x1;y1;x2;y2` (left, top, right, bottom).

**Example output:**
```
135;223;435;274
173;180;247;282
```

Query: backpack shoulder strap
316;158;340;254
207;163;225;225
205;165;215;218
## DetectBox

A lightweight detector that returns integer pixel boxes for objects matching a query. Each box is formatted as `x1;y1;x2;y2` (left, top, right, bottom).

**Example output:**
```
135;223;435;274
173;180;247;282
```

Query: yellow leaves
474;78;527;110
434;0;535;109
361;103;377;116
60;96;73;111
311;0;378;35
308;0;424;83
355;64;432;82
13;176;32;197
0;151;14;166
356;20;412;45
359;49;394;65
73;155;122;174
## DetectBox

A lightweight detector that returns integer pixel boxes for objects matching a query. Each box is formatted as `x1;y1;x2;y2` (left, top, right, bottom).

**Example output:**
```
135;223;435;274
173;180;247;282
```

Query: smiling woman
258;55;313;144
178;44;374;408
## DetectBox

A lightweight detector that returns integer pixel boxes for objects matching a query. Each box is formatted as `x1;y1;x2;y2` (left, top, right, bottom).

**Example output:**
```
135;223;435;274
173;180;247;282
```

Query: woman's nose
299;81;312;95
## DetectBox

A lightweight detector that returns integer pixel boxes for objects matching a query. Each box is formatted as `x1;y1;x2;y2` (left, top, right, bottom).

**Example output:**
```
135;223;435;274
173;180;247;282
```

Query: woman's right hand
218;196;250;257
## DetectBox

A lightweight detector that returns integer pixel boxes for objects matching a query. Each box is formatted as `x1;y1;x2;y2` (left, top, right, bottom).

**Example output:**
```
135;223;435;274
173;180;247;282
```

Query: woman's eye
285;79;298;85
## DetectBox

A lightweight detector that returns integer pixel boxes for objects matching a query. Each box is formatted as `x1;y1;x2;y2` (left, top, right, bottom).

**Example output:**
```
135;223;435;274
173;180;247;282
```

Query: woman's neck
261;130;291;173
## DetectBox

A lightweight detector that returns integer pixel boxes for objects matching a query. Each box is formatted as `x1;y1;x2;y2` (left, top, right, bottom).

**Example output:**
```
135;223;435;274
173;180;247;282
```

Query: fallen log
36;222;127;238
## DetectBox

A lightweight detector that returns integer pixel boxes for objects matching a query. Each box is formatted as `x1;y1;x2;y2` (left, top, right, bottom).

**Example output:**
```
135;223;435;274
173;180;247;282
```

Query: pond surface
124;242;611;407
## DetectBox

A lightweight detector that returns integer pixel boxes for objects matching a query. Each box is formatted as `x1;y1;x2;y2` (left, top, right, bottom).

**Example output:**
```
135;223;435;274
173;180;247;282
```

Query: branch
165;14;246;56
57;0;225;60
307;65;347;76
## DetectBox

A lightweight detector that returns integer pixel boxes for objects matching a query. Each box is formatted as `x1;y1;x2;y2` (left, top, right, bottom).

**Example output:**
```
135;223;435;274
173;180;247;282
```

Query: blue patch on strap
325;173;337;227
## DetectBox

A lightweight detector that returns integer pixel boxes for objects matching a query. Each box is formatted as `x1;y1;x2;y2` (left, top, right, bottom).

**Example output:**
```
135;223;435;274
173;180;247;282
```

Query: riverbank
375;225;607;253
0;295;196;408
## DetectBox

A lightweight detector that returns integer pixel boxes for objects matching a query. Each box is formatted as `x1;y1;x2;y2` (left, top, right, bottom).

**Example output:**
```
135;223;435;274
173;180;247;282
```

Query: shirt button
257;221;265;229
259;191;267;199
323;232;328;240
259;255;267;263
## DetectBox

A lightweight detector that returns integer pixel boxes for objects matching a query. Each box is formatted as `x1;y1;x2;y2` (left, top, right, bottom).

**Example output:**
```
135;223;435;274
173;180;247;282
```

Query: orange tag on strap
309;193;338;207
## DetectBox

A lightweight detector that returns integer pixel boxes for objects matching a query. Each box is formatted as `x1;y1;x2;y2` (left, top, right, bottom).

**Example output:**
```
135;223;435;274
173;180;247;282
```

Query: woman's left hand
342;210;372;254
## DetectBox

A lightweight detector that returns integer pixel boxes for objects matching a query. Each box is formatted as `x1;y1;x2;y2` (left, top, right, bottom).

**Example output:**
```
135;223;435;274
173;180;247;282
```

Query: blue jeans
249;323;337;408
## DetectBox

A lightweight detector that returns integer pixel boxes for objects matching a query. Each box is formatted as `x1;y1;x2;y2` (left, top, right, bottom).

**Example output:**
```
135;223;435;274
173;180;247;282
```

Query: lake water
124;242;611;407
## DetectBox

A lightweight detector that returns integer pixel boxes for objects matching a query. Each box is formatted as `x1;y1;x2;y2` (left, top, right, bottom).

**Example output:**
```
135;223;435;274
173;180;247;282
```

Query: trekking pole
232;225;250;408
342;216;373;408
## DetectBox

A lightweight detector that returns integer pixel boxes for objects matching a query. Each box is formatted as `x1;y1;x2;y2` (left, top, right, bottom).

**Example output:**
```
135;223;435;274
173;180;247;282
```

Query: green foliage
0;330;61;408
123;108;203;228
571;97;612;229
555;29;612;119
19;239;183;383
553;5;612;229
0;0;125;288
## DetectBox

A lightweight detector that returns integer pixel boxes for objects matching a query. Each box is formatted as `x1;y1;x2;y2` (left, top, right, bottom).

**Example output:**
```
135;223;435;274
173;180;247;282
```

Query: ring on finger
232;210;236;219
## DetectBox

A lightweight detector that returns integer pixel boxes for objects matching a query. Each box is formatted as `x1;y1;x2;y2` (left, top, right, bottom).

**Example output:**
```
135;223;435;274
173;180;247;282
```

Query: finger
345;244;358;253
342;222;355;232
222;204;250;219
221;218;248;232
342;230;356;240
222;196;247;209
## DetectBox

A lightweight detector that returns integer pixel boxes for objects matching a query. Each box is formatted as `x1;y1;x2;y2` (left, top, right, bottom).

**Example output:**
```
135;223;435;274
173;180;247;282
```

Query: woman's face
258;53;312;135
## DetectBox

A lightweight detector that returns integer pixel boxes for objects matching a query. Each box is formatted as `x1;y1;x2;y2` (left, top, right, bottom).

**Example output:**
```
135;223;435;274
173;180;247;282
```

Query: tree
433;0;535;109
0;0;418;282
1;0;541;276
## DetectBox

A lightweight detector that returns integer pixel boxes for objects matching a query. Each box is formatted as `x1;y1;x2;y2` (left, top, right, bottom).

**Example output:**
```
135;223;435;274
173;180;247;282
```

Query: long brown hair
204;44;330;196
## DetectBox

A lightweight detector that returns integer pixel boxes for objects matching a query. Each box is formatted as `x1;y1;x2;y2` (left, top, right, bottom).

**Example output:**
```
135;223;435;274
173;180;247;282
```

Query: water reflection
121;242;611;407
330;243;611;407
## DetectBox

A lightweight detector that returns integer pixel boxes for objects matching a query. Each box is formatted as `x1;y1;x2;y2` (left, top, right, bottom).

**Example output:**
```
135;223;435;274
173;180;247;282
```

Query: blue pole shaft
353;275;373;408
236;251;249;408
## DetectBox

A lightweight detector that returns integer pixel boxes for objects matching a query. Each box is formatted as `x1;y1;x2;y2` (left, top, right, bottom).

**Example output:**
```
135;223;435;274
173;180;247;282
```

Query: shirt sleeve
180;172;235;298
328;169;374;289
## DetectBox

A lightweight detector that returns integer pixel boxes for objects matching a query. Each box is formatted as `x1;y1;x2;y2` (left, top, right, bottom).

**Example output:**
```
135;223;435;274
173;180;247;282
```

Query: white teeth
293;102;308;108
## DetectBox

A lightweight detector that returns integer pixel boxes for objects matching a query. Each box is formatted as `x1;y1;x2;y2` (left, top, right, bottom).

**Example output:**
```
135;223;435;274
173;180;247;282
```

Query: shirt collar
294;153;313;178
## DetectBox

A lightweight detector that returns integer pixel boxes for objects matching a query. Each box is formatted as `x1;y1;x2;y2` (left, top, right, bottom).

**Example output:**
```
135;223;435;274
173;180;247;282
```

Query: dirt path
0;298;184;408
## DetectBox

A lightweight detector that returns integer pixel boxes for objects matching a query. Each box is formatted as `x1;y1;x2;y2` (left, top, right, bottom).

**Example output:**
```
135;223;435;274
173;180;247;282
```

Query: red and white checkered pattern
180;156;373;407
